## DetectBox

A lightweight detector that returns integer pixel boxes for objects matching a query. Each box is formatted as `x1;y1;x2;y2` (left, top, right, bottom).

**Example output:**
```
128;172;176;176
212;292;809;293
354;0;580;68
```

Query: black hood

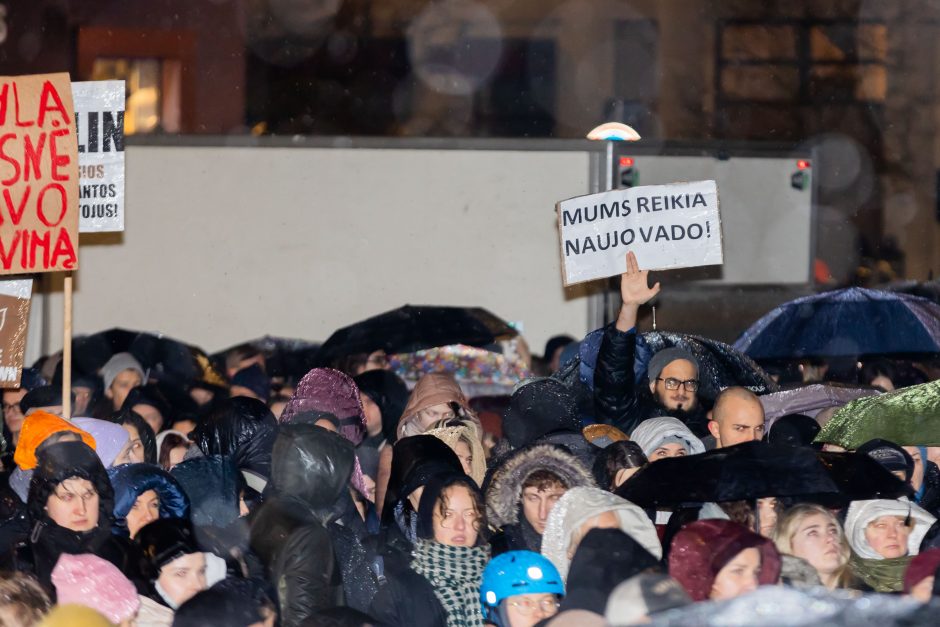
270;423;354;510
27;441;114;530
381;435;463;525
192;397;278;479
561;528;660;613
353;369;410;444
171;455;243;529
503;378;582;449
135;517;200;582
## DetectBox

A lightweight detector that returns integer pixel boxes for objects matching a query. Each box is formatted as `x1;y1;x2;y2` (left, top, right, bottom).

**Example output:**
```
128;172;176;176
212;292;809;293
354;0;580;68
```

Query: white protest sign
556;180;723;286
72;80;125;232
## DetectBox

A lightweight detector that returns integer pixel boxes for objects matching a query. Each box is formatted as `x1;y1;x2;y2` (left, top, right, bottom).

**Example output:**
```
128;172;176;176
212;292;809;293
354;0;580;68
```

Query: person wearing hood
250;423;375;624
113;408;158;465
668;518;782;602
486;444;595;555
50;553;140;626
426;422;487;487
843;498;936;592
593;252;709;437
190;397;277;499
540;486;661;582
9;411;97;503
7;440;128;589
71;417;135;467
500;379;596;470
480;550;564;627
396;373;476;440
371;473;491;627
155;429;190;471
101;353;145;412
229;363;271;402
353;369;409;451
902;446;940;517
107;463;190;539
135;518;209;622
629;416;705;461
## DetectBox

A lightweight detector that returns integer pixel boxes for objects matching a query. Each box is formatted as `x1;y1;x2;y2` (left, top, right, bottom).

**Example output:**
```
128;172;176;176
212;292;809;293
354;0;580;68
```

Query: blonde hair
773;503;853;588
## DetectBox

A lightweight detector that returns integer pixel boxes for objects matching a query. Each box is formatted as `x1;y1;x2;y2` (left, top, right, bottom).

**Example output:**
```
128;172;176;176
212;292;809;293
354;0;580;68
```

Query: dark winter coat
191;396;278;485
107;463;190;537
8;441;131;590
251;423;376;626
593;324;709;437
369;549;447;627
917;461;940;518
353;370;410;446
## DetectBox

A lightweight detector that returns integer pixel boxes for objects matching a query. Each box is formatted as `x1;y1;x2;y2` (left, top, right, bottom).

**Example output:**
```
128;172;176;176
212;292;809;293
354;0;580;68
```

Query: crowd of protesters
0;252;939;626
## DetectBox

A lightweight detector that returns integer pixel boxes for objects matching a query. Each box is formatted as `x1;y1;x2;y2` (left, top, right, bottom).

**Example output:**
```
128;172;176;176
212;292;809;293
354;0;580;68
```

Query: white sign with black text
73;80;125;232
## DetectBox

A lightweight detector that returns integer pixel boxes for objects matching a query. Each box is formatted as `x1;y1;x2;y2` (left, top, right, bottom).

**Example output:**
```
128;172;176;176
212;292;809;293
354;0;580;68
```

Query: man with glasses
594;252;709;436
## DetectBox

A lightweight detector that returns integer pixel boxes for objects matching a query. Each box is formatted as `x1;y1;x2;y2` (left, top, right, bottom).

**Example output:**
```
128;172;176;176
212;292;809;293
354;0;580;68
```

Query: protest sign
73;80;125;232
0;278;32;388
0;73;79;274
556;180;723;286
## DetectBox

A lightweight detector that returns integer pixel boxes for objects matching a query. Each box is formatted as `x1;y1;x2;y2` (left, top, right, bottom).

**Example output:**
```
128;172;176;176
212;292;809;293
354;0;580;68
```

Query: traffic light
619;156;637;188
791;160;811;191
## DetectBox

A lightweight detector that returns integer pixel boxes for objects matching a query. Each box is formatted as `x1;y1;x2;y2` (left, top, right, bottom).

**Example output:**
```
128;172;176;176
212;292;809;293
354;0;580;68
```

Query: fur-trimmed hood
485;443;595;528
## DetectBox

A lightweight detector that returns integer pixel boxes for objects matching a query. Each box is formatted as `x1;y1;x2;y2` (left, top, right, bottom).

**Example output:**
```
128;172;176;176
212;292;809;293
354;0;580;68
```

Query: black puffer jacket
9;441;131;590
251;423;376;626
191;397;277;486
593;324;709;437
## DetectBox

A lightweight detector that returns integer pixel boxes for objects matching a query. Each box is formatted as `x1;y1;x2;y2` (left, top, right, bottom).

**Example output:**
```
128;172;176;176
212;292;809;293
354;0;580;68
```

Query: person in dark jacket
370;473;491;627
485;444;595;555
136;518;209;613
353;369;410;452
173;577;276;627
250;423;374;625
190;396;278;501
593;252;709;437
107;463;190;539
6;441;130;590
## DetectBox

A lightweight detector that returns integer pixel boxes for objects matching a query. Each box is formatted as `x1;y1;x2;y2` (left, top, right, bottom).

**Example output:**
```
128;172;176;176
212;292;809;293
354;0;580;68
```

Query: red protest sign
0;73;79;274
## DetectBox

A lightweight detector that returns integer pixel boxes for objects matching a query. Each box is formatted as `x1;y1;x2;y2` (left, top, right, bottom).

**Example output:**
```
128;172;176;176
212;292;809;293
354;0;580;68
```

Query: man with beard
594;252;710;437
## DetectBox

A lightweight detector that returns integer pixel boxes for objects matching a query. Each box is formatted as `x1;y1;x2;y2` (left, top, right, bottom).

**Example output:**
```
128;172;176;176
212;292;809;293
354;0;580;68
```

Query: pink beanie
51;554;140;623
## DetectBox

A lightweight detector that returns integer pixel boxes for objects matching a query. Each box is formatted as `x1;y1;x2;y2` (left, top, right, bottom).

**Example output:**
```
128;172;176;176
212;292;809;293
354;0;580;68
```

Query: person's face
756;498;778;538
568;510;620;558
708;397;766;448
614;466;640;488
2;388;26;435
107;369;142;409
710;547;761;601
126;489;160;539
72;385;93;416
133;404;164;435
454;439;474;477
170;419;196;436
45;477;99;532
314;418;338;433
650;360;698;412
121;424;145;463
116;435;144;464
355;350;389;375
911;575;935;603
416;403;456;430
521;485;566;535
189;387;214;407
865;515;912;559
789;513;844;577
904;447;924;492
156;552;207;607
361;393;383;437
503;593;560;627
650;442;688;461
168;446;188;470
432;485;479;547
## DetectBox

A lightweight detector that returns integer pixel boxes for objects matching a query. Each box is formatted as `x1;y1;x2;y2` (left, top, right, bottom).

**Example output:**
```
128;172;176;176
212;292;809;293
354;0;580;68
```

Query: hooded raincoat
629;416;706;458
71;418;131;468
107;463;190;537
540;486;661;581
397;373;476;440
425;423;487;487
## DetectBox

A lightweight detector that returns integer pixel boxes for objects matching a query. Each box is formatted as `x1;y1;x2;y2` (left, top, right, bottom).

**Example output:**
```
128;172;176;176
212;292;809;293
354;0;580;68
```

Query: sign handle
62;273;73;419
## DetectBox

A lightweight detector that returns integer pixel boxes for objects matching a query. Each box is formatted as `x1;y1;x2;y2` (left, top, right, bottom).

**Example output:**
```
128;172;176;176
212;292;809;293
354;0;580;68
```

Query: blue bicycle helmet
480;551;564;625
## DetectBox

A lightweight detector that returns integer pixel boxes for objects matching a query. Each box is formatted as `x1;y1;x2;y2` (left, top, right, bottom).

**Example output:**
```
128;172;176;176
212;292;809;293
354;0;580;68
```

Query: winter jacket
485;444;595;556
917;460;940;518
540;487;662;581
191;396;277;488
354;369;410;446
398;373;476;439
107;463;190;537
280;368;366;445
369;550;447;627
251;423;377;625
71;418;130;468
593;325;709;437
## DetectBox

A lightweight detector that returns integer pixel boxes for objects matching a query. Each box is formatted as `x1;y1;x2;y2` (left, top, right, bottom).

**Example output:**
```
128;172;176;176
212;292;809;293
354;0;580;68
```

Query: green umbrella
815;379;940;449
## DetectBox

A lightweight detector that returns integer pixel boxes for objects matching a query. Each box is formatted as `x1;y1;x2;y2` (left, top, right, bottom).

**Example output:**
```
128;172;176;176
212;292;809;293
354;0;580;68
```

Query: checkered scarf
411;539;490;627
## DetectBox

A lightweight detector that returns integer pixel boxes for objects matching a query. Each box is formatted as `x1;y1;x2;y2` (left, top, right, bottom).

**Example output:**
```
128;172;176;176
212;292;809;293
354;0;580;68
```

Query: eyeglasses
657;377;699;392
507;597;559;616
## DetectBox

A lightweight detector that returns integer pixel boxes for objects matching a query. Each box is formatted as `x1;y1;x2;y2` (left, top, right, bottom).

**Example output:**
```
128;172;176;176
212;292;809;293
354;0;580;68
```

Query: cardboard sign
556;180;723;286
0;278;32;388
73;81;125;232
0;73;79;274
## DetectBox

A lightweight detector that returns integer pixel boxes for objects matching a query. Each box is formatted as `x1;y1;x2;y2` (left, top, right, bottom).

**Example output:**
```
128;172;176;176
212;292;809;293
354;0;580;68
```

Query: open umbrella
814;379;940;449
734;287;940;360
389;343;531;397
616;441;910;507
213;336;320;382
315;305;517;366
760;383;881;428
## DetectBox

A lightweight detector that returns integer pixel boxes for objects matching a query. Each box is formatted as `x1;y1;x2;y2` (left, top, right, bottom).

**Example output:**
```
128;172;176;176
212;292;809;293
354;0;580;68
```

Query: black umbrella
616;441;910;507
315;305;517;366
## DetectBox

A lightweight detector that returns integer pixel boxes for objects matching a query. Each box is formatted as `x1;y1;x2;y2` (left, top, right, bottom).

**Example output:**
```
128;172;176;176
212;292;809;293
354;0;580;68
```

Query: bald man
707;387;766;448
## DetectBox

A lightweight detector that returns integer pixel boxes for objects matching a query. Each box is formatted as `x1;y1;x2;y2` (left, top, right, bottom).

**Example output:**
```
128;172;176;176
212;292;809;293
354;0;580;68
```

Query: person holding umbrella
594;253;709;437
